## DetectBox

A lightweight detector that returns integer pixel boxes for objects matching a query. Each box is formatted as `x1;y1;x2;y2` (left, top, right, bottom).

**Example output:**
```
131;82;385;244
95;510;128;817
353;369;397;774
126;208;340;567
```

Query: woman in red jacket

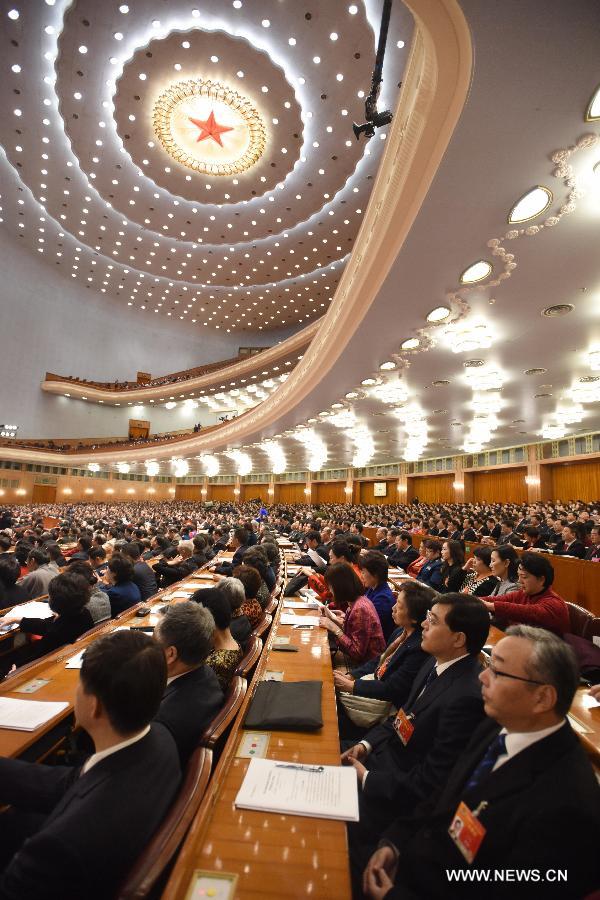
319;563;385;665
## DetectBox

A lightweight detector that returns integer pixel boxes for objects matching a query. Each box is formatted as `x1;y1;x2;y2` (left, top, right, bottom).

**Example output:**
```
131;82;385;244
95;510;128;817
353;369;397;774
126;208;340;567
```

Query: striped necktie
466;732;507;791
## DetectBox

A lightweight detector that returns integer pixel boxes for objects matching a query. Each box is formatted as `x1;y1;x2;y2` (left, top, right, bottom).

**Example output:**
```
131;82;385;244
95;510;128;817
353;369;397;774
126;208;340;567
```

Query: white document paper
283;600;320;610
280;613;321;627
0;698;69;732
65;649;86;670
235;758;359;821
307;548;328;569
8;601;54;622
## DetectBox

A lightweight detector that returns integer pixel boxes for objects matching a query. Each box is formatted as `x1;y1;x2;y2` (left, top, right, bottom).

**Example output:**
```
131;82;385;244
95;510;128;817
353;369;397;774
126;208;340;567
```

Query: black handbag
244;680;323;731
283;573;309;596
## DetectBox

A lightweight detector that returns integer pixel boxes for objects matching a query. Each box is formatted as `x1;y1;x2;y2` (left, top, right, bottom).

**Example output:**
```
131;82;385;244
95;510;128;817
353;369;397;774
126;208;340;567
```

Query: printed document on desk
235;758;359;821
9;601;54;621
280;613;320;627
0;697;69;731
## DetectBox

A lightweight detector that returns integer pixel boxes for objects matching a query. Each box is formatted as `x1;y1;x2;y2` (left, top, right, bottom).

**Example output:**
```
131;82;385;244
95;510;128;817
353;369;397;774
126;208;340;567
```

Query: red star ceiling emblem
188;110;234;146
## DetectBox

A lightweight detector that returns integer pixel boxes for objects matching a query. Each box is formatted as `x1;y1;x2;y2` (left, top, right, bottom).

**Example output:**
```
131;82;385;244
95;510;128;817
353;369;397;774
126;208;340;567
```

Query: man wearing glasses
362;625;600;900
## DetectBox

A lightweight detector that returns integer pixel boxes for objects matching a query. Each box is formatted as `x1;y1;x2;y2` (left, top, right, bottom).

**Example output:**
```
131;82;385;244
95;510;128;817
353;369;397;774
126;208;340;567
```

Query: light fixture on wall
172;458;189;477
225;450;252;476
524;475;541;486
145;460;160;477
117;462;130;474
198;454;220;477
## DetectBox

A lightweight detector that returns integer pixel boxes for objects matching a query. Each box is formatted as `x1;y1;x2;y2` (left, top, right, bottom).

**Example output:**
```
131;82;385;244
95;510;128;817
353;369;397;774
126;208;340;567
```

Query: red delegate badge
448;801;487;864
393;708;414;745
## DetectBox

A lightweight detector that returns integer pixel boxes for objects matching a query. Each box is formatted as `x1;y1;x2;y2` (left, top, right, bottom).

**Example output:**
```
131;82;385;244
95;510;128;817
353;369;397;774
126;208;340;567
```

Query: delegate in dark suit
155;666;224;766
381;718;600;899
357;656;485;821
0;724;181;900
388;545;419;571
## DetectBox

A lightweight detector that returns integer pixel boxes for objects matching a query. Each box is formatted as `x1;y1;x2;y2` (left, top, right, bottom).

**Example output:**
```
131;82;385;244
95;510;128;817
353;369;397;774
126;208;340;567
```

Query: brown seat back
200;675;247;761
116;745;212;899
583;616;600;642
566;601;594;638
252;614;273;640
235;634;263;676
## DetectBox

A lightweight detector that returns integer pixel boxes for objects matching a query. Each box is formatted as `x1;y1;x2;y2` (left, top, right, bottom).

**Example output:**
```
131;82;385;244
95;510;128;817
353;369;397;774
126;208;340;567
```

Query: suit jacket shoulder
155;667;224;766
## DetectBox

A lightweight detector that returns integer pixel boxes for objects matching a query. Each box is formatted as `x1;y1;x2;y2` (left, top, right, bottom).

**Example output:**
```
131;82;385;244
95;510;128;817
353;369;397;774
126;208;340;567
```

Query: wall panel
275;483;307;505
549;461;600;502
31;484;57;504
408;474;454;504
356;481;398;505
240;484;269;503
314;482;346;504
472;468;527;503
209;484;236;503
175;485;202;501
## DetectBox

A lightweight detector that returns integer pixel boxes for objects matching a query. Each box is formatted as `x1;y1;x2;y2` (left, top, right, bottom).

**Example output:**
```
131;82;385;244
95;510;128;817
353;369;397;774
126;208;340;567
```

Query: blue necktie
466;733;507;791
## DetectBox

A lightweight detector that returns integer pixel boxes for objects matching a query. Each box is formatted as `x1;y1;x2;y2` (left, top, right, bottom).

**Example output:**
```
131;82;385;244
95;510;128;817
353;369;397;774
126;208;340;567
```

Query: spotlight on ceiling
352;0;395;141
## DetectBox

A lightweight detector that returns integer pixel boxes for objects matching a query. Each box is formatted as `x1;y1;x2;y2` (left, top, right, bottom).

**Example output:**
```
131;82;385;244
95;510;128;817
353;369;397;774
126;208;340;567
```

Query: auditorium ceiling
0;0;410;332
2;0;600;477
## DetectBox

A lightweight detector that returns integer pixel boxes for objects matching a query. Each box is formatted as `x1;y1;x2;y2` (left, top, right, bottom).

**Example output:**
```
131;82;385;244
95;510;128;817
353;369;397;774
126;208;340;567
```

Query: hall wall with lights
0;232;297;438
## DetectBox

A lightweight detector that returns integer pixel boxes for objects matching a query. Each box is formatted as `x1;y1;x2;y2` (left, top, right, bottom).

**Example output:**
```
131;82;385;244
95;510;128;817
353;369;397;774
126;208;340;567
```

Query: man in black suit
213;526;249;575
154;602;224;766
122;541;158;601
388;532;419;571
553;524;587;559
0;630;181;900
585;525;600;560
153;539;199;587
344;594;489;877
363;625;600;900
496;519;521;546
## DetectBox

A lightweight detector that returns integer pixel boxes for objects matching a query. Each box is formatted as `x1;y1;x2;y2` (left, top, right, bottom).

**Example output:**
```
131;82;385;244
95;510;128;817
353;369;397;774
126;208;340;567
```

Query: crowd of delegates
0;500;598;896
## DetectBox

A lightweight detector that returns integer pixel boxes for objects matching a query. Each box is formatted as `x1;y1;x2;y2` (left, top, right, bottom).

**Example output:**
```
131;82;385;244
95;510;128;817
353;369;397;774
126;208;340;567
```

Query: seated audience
194;588;243;691
102;555;141;617
460;546;499;597
554;522;587;559
520;525;547;550
218;577;252;645
121;542;158;601
18;549;57;599
241;546;275;605
0;573;94;668
212;527;249;575
0;557;28;607
154;603;224;766
0;630;181;899
88;545;108;578
489;544;520;595
319;563;385;665
308;539;362;605
416;539;444;591
359;551;396;639
363;626;600;900
585;524;600;560
481;551;570;635
232;565;264;627
387;531;419;571
333;581;435;726
343;594;489;880
66;560;111;623
440;540;466;593
153;540;198;587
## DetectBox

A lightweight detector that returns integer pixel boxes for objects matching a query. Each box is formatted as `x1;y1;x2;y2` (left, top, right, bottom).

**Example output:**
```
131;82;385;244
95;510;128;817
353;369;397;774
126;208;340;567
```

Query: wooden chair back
235;634;263;676
200;675;247;762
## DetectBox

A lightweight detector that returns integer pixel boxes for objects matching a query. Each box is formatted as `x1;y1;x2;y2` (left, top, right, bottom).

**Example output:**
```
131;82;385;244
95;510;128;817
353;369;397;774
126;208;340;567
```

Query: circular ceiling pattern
0;0;410;332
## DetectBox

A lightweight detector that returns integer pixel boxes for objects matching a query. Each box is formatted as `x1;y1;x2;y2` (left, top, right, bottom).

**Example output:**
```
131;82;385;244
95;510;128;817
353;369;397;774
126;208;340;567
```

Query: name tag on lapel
448;801;487;864
392;708;414;745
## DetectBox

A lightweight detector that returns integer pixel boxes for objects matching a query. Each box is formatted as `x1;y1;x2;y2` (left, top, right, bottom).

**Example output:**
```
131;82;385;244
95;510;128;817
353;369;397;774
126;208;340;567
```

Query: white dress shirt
492;720;566;772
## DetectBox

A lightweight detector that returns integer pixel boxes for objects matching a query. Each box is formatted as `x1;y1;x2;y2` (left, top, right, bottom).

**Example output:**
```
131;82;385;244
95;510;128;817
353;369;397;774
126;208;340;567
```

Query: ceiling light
165;401;176;409
119;4;129;11
349;4;358;13
330;32;338;40
588;348;600;370
328;410;357;429
117;462;130;474
379;361;397;370
508;186;552;223
313;56;321;64
361;377;379;386
145;461;159;477
401;338;420;350
288;37;296;45
233;0;242;6
370;381;409;405
426;306;451;323
114;32;123;40
447;321;494;353
225;449;252;476
172;458;189;478
88;463;100;473
345;391;359;399
199;454;220;477
459;260;492;284
541;424;567;440
78;45;88;54
585;83;600;121
261;18;270;27
465;368;505;391
8;9;19;20
11;64;21;73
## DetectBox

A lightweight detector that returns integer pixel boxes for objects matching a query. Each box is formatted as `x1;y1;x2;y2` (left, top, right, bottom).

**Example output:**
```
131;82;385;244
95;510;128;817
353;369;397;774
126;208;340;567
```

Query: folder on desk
244;680;323;731
235;757;359;822
280;613;320;627
10;601;54;621
0;698;69;731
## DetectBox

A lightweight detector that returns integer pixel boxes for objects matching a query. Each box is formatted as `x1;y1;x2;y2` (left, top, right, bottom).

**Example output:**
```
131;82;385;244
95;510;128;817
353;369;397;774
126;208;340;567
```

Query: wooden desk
162;596;351;900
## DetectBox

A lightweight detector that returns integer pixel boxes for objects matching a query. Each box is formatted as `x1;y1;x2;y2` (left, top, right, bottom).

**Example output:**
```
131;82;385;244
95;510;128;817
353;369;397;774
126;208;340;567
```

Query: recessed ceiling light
114;32;123;40
349;4;358;13
508;186;552;223
11;64;21;73
78;45;88;54
233;0;242;7
397;40;405;48
426;306;451;323
401;338;420;350
313;56;321;64
261;18;270;27
330;32;338;40
459;260;492;284
379;360;397;370
432;379;450;386
585;83;600;121
541;304;574;317
463;358;485;367
361;377;378;386
345;391;359;399
524;367;547;375
7;9;19;20
119;3;129;11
